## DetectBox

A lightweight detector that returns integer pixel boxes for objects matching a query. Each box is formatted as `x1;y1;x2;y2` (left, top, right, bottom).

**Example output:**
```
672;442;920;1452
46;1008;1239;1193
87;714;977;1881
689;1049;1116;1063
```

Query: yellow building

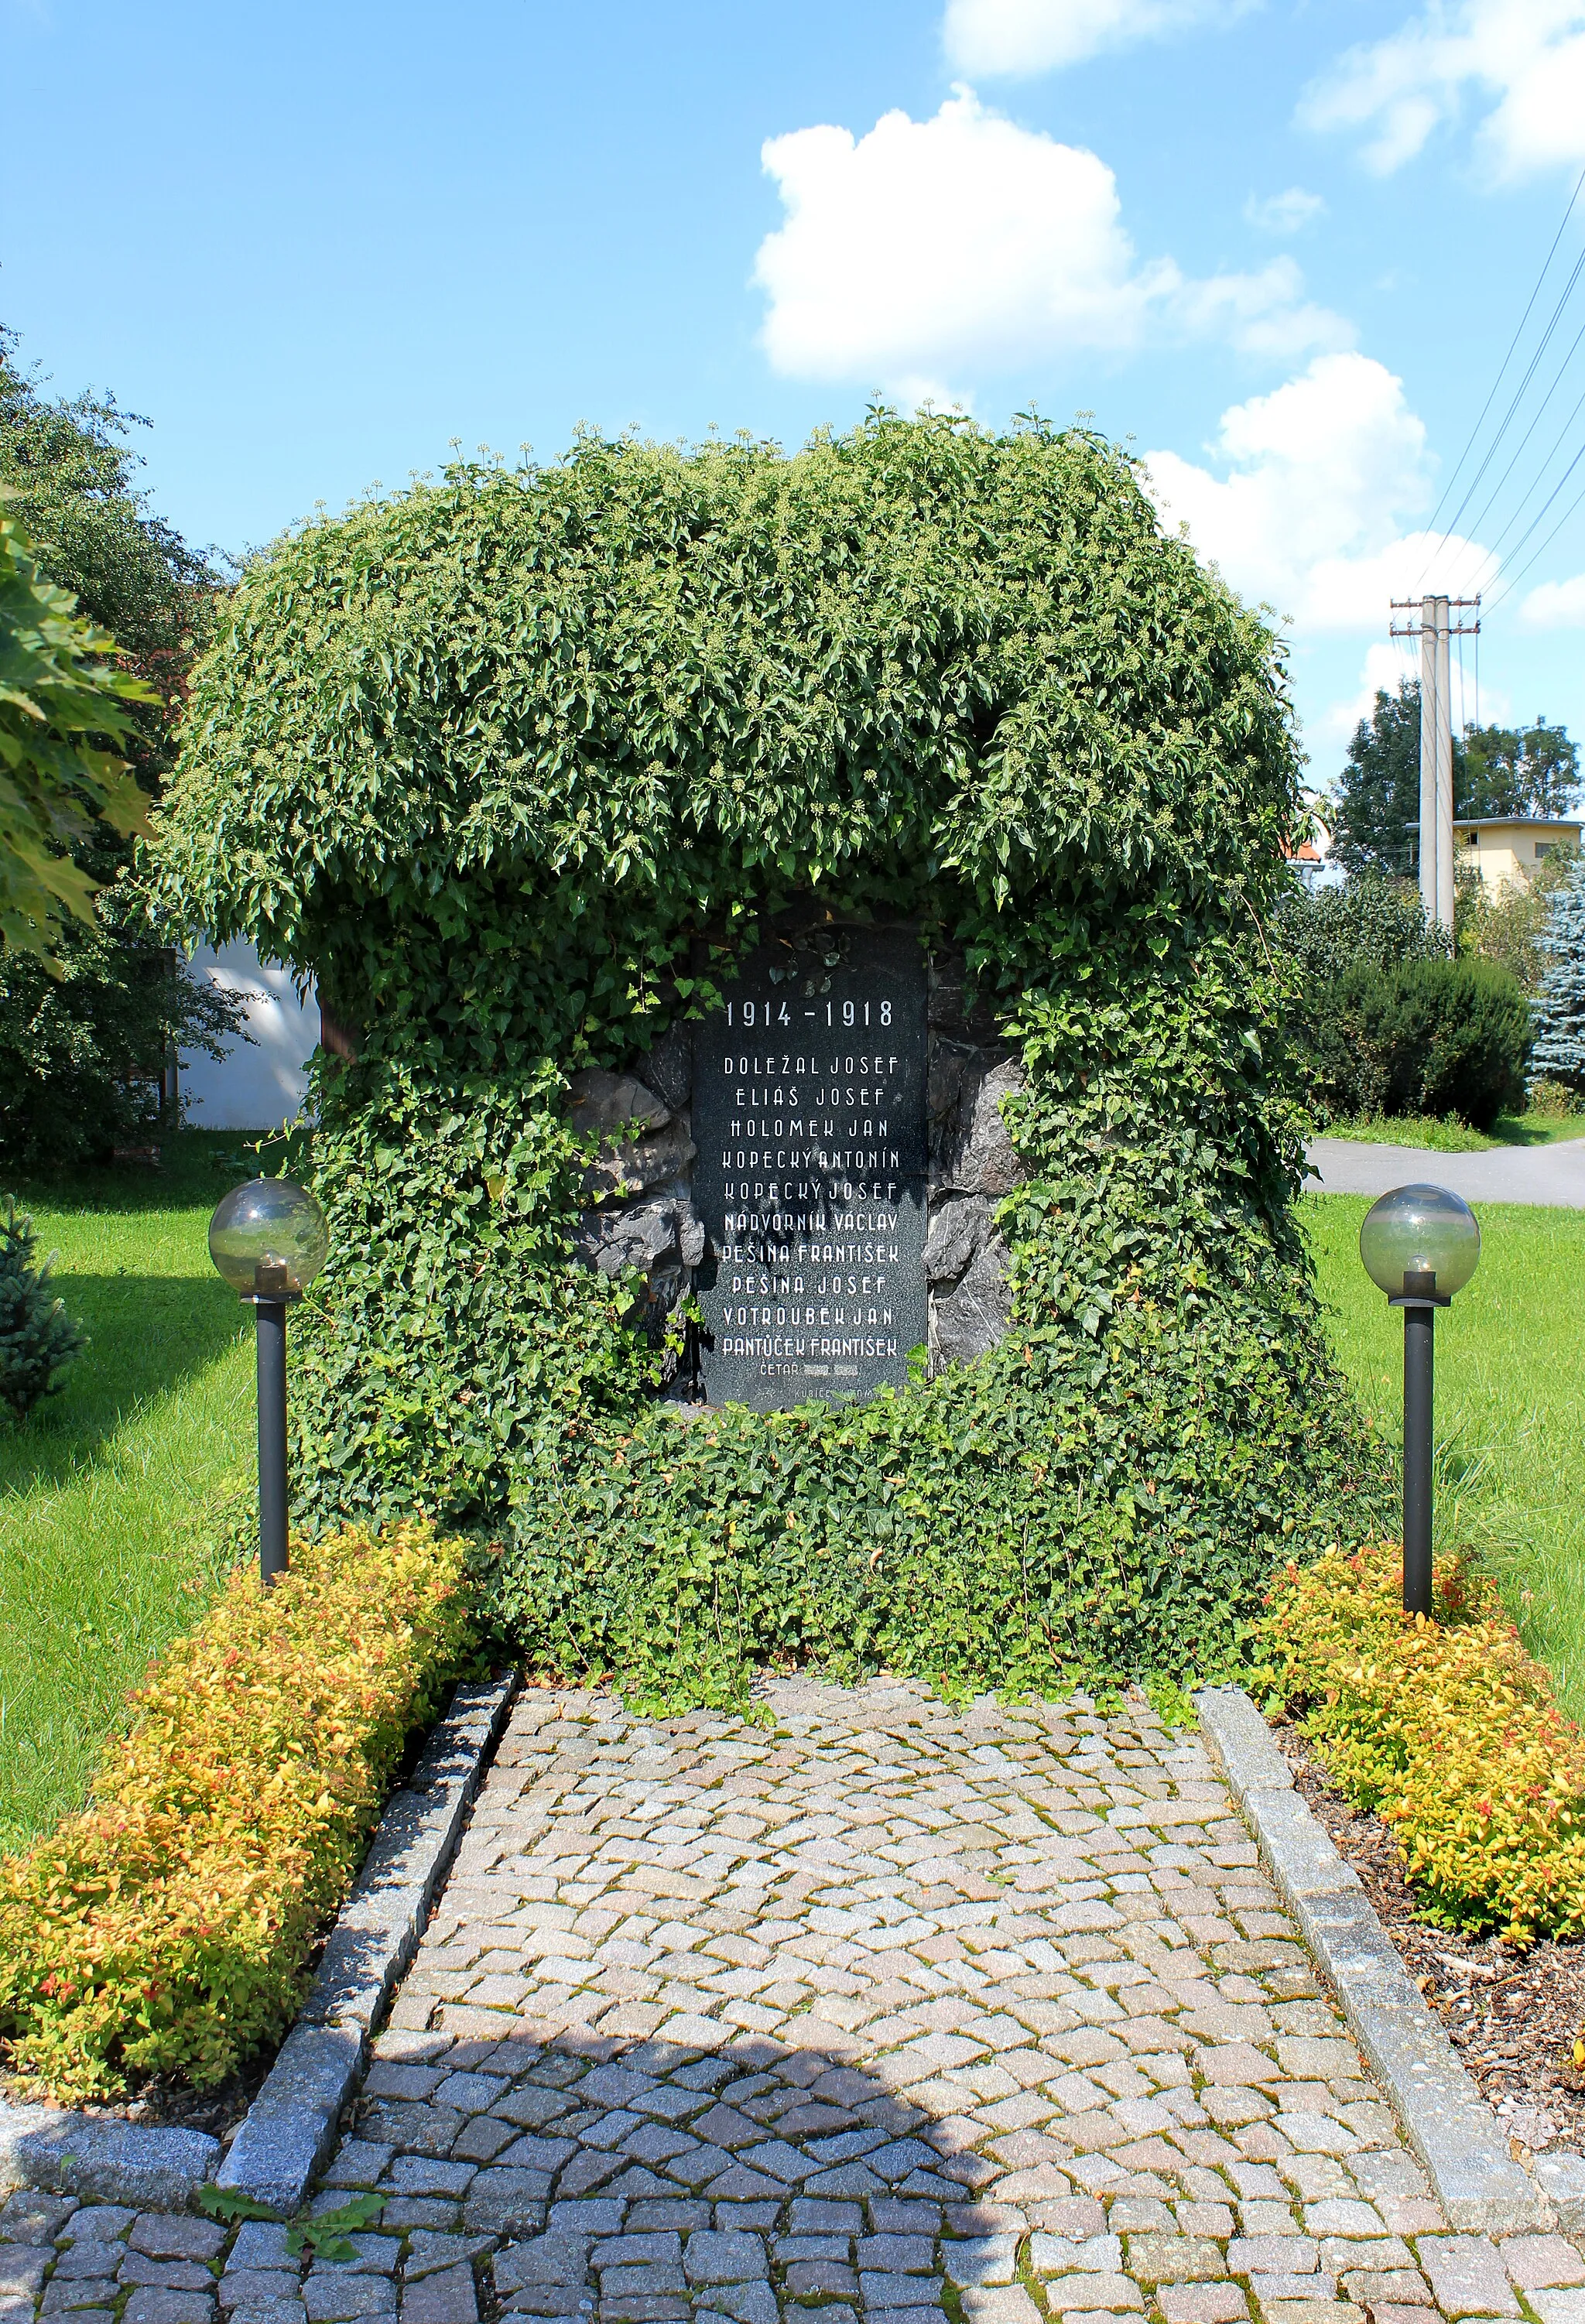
1453;816;1582;895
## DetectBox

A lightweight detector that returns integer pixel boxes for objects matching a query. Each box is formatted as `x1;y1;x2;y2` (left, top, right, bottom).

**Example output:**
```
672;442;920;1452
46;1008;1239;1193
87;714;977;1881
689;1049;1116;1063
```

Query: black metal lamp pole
1359;1185;1481;1620
1391;1270;1445;1618
208;1176;329;1590
250;1260;295;1585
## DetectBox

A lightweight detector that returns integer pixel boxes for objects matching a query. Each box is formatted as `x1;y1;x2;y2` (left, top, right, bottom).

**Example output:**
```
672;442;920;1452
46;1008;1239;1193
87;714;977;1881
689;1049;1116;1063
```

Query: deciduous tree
0;329;244;1164
1330;682;1580;876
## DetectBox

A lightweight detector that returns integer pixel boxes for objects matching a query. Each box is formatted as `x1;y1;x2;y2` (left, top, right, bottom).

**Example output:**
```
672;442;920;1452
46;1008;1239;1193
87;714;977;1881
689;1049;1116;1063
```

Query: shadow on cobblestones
346;2023;1016;2324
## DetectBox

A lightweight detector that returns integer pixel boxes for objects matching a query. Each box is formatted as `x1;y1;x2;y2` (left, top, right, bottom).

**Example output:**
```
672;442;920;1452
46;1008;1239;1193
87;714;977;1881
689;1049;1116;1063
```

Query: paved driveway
258;1679;1585;2324
1306;1137;1585;1208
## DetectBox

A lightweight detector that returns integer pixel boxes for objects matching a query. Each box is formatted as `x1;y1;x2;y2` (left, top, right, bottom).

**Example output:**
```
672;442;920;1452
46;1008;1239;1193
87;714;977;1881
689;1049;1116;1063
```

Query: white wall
180;940;319;1131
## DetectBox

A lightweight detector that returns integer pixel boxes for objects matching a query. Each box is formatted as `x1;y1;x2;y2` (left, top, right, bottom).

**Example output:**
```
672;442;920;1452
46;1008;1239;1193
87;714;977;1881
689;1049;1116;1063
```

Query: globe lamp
208;1177;328;1583
1358;1183;1481;1617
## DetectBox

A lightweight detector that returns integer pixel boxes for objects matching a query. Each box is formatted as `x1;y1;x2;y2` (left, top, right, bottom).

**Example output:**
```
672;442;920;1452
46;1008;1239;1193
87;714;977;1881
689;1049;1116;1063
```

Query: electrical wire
1484;465;1585;611
1460;307;1585;553
1419;241;1585;584
1483;421;1585;604
1478;363;1585;566
1416;163;1585;570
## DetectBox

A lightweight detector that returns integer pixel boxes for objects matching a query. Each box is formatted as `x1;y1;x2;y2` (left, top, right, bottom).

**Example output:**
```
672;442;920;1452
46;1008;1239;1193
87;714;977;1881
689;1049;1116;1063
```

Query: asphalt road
1306;1133;1585;1207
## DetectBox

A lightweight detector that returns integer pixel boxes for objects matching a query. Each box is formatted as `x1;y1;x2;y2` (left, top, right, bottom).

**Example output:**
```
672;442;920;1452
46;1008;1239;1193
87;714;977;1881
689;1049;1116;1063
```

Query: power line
1420;239;1585;580
1460;306;1585;552
1484;423;1585;606
1459;622;1477;729
1479;363;1585;565
1416;162;1585;566
1485;464;1585;611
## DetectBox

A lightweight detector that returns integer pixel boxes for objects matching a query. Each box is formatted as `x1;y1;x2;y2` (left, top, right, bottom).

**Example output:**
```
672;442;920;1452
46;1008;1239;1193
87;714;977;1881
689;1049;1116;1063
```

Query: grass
1302;1192;1585;1723
1324;1111;1585;1152
0;1132;268;1851
1491;1110;1585;1145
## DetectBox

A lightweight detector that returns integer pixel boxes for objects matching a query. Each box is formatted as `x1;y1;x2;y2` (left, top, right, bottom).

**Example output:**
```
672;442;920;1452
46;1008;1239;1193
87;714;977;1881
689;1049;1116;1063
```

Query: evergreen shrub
0;1198;84;1422
1262;1541;1585;1943
1312;957;1532;1129
1383;957;1532;1123
156;414;1390;1705
0;1518;472;2103
1274;875;1472;1126
1532;855;1585;1095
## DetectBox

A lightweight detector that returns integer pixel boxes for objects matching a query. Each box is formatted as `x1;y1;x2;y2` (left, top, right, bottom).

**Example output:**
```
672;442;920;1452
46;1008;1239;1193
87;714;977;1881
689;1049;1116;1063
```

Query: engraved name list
691;926;928;1410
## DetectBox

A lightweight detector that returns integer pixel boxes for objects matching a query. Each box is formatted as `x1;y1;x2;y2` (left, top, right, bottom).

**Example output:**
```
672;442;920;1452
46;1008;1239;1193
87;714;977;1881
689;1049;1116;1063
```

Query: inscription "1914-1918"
691;926;928;1411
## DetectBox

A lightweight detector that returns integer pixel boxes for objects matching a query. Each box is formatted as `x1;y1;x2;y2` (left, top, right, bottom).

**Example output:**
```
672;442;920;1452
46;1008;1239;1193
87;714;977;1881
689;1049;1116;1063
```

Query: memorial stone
690;925;929;1409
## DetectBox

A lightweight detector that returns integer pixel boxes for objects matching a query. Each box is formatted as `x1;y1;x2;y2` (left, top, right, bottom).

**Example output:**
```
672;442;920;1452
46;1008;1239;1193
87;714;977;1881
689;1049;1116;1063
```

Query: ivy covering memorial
156;412;1389;1708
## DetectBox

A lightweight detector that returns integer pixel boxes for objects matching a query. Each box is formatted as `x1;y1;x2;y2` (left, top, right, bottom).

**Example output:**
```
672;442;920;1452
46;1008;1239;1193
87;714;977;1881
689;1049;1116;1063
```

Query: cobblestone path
3;1680;1580;2324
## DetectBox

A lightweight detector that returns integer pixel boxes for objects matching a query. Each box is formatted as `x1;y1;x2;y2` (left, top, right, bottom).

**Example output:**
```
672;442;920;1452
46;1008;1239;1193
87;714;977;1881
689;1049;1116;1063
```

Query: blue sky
5;0;1585;787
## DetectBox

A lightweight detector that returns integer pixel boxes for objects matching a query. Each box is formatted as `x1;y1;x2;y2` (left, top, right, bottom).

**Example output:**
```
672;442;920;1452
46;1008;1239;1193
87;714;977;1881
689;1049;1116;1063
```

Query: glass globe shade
1358;1183;1481;1301
208;1177;329;1299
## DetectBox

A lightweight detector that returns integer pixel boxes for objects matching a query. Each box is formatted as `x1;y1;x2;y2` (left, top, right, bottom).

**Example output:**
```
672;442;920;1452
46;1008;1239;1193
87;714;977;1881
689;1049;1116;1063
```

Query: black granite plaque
690;926;928;1410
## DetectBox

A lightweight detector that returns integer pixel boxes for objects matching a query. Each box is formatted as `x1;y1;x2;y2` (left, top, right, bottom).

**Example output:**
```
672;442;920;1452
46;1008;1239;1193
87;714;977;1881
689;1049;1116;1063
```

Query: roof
1454;816;1582;832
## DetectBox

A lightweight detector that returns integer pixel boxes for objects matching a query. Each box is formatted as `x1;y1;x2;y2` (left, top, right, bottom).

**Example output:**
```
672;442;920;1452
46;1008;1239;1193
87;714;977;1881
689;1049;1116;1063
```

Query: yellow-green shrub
0;1519;473;2103
1261;1539;1585;1943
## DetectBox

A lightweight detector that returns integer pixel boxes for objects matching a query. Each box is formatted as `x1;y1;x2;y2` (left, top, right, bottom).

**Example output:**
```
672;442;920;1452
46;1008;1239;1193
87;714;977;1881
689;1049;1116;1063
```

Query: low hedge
0;1519;473;2104
1261;1539;1585;1943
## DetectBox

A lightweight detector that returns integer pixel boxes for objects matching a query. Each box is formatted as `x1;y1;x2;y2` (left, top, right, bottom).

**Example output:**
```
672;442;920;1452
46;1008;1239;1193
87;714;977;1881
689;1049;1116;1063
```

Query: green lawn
0;1135;258;1850
1325;1111;1585;1152
1302;1192;1585;1721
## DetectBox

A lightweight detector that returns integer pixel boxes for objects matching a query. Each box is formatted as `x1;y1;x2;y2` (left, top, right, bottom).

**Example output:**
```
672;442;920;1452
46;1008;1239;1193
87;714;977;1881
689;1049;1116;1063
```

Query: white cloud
943;0;1255;74
755;90;1350;392
1171;256;1350;361
1522;570;1585;623
1244;186;1327;234
1144;351;1499;629
1312;642;1510;755
1300;0;1585;179
892;377;977;414
1313;643;1411;750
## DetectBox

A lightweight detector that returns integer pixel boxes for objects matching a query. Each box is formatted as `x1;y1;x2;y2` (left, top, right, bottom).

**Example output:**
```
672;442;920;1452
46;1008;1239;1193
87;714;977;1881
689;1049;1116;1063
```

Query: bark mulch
1270;1718;1585;2158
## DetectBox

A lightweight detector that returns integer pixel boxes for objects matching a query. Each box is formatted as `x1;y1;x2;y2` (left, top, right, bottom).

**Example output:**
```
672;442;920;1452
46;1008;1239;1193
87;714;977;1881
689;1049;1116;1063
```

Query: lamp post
208;1177;329;1584
1357;1183;1481;1617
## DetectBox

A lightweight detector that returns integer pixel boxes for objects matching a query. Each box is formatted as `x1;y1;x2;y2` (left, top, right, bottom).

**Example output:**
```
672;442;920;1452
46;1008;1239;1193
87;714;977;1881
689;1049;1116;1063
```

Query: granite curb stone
1193;1686;1553;2235
0;2114;219;2213
218;2028;367;2218
220;1672;519;2213
1539;2160;1585;2233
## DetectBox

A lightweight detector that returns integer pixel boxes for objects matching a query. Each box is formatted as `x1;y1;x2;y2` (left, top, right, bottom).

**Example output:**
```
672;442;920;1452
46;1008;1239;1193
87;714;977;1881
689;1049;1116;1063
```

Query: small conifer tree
1531;858;1585;1094
0;1199;84;1422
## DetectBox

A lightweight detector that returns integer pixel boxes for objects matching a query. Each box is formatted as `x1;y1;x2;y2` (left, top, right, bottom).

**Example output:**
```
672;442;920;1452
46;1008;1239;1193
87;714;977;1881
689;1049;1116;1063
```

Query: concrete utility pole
1389;594;1481;933
1422;595;1453;933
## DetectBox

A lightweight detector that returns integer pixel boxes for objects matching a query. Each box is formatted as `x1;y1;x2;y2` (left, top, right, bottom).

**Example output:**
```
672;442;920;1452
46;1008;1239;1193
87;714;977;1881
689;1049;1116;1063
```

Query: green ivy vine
156;409;1391;1706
